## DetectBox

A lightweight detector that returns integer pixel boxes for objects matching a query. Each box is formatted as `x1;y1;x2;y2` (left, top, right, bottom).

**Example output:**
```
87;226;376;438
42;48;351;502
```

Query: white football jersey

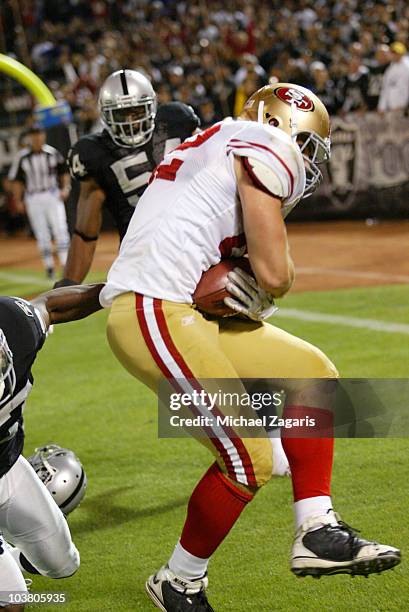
100;120;305;306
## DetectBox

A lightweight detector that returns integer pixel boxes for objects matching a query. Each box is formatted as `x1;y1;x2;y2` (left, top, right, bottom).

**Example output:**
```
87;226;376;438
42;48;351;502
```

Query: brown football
193;256;253;317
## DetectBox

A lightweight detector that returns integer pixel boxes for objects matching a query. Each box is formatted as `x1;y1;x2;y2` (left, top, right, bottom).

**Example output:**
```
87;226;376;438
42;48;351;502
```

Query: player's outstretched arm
235;156;294;298
55;178;104;287
31;283;104;327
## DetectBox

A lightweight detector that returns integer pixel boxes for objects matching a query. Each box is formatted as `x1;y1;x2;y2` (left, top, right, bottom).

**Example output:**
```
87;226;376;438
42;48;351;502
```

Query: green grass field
3;270;409;611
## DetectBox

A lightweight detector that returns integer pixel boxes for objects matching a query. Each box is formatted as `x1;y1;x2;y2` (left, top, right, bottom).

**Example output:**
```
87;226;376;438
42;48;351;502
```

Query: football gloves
53;278;78;289
224;267;278;321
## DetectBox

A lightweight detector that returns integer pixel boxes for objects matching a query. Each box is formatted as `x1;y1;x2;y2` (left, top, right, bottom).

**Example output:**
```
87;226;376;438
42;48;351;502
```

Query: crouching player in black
0;284;103;611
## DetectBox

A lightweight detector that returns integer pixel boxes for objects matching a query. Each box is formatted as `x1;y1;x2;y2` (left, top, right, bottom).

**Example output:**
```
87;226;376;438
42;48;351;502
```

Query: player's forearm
253;249;293;297
245;211;293;296
60;181;103;284
63;235;97;283
32;283;104;325
237;157;293;296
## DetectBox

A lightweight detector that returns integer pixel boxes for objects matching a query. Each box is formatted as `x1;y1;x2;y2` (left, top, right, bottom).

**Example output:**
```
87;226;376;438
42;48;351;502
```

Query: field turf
3;270;408;611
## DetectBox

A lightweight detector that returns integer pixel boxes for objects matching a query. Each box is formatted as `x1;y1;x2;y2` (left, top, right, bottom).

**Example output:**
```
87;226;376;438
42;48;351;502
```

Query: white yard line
0;270;48;287
278;308;409;335
297;267;409;283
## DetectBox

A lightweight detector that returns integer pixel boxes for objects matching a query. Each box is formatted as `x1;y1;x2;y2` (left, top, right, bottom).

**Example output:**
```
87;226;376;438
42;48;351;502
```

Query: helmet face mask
297;131;330;197
0;329;16;408
240;83;331;198
28;444;87;515
99;70;157;148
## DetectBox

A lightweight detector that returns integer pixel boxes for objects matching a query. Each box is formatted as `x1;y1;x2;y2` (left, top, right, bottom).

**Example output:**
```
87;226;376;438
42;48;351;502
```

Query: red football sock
281;405;334;502
180;462;254;559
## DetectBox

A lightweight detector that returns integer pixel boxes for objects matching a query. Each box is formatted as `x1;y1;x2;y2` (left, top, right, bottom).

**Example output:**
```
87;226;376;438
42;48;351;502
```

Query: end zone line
277;308;409;335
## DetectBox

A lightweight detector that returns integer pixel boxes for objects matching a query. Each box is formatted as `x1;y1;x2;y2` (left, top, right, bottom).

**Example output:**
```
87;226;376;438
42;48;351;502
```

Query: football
193;256;253;317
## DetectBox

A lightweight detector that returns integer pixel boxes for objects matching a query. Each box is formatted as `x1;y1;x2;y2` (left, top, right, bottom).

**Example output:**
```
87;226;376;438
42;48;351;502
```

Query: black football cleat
146;565;215;611
46;267;55;280
291;510;401;577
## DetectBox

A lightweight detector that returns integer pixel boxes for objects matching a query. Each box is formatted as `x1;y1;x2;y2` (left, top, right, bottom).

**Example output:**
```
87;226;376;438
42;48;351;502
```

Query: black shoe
46;267;55;280
291;510;401;577
146;566;214;611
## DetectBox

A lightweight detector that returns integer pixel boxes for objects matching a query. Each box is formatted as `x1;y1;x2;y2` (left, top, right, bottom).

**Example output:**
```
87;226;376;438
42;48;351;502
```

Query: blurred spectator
233;71;264;117
1;0;409;128
294;0;317;29
378;42;409;113
234;53;266;86
197;98;222;128
310;62;341;116
366;44;390;111
78;43;105;85
167;66;185;97
157;84;173;105
340;55;369;114
58;48;79;85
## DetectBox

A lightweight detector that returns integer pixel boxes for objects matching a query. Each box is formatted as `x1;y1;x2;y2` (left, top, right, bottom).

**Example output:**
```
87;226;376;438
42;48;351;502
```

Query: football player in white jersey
0;284;103;611
100;84;400;611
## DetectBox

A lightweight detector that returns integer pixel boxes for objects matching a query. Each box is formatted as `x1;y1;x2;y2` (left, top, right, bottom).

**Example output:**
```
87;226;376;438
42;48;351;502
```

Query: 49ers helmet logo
275;87;315;111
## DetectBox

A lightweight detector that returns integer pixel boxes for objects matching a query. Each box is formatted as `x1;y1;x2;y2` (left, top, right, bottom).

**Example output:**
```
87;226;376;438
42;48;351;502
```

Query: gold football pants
107;293;338;489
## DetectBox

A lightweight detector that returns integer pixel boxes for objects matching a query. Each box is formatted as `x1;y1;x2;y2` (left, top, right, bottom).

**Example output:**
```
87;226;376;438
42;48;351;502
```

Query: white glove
224;267;278;321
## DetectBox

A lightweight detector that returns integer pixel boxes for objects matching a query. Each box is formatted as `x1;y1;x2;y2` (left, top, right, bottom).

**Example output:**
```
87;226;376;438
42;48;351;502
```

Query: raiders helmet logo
275;87;315;112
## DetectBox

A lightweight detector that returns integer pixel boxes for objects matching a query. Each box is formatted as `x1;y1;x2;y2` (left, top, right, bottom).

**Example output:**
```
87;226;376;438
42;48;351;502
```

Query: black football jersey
0;297;46;477
68;102;200;240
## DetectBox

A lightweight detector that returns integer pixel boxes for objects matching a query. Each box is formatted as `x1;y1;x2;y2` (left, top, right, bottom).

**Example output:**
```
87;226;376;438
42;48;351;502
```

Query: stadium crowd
1;0;409;132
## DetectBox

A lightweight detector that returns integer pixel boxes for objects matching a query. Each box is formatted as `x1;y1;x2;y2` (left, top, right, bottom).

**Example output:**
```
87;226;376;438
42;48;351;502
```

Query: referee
8;127;71;280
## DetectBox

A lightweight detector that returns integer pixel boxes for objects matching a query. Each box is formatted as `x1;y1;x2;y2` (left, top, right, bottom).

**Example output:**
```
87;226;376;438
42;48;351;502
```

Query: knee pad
217;435;273;492
321;358;339;379
43;545;80;579
307;346;339;379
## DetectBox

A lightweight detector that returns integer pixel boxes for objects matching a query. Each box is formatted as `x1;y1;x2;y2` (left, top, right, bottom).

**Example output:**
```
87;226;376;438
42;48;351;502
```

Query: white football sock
168;541;209;581
41;252;54;270
57;248;68;267
270;435;290;476
294;496;334;530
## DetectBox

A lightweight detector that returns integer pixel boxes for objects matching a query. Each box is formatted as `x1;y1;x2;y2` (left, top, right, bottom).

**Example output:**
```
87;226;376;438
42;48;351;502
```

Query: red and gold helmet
240;83;331;196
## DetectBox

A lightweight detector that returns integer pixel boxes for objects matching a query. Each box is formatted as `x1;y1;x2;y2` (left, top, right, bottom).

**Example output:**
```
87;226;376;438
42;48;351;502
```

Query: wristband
74;228;99;242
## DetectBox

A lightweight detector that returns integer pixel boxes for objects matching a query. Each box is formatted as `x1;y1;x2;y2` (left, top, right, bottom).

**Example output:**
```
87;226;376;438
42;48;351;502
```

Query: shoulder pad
229;123;305;203
157;102;200;131
243;157;287;198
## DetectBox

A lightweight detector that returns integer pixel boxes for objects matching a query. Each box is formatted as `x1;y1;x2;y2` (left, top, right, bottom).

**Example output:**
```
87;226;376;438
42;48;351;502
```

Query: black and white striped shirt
8;145;67;194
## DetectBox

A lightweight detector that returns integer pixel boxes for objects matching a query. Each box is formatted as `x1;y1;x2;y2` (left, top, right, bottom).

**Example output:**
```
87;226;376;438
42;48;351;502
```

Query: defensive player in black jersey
55;69;200;287
0;284;103;610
